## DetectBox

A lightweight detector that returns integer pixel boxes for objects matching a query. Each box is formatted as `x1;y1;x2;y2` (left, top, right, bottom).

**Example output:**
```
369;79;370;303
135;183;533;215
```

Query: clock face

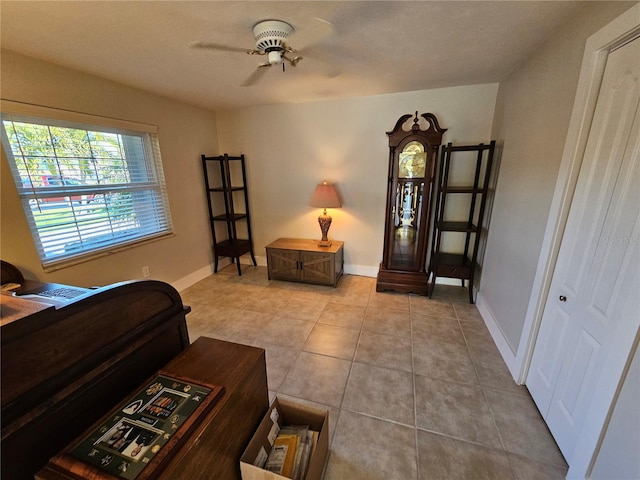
398;141;427;178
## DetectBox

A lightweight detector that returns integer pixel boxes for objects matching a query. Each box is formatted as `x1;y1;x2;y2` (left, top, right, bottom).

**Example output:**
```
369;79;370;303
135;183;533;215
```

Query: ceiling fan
189;19;332;87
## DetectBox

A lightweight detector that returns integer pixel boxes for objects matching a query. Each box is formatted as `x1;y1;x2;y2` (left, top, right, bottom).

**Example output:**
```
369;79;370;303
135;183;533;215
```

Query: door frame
516;3;640;478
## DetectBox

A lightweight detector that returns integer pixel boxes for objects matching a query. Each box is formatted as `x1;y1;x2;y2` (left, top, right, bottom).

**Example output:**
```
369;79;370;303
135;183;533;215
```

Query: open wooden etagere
201;153;256;275
427;141;495;303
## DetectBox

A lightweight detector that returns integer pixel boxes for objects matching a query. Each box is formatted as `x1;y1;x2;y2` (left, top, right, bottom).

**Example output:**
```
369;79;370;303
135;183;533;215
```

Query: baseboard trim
345;264;378;277
475;292;520;381
173;260;476;291
172;264;214;292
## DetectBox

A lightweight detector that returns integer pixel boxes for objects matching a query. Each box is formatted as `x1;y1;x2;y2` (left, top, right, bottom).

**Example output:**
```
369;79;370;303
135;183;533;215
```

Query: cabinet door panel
268;249;299;280
300;252;334;284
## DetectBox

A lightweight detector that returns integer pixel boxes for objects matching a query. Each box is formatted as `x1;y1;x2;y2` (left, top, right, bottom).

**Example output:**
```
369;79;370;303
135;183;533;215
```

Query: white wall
480;2;635;355
1;50;219;288
216;84;498;276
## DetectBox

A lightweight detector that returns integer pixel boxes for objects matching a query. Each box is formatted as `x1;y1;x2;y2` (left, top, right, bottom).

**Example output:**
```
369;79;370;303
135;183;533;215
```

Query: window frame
1;100;174;271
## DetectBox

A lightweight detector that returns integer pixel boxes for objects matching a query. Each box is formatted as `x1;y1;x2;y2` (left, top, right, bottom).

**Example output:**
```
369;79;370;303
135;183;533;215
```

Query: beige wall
1;50;497;286
481;2;635;353
1;50;219;288
216;84;498;275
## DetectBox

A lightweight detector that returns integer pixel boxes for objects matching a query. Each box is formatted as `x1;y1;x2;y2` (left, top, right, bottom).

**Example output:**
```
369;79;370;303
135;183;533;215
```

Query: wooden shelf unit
201;153;257;275
427;141;495;303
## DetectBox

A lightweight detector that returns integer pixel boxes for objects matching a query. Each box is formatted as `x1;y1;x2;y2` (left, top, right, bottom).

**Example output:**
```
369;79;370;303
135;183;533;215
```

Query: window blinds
1;101;173;270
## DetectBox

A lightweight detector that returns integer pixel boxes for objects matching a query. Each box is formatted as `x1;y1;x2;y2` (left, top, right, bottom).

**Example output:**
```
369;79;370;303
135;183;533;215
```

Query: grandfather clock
376;112;446;295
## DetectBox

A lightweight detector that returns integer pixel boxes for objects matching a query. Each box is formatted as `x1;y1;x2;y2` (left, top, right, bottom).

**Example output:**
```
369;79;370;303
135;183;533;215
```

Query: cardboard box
240;397;329;480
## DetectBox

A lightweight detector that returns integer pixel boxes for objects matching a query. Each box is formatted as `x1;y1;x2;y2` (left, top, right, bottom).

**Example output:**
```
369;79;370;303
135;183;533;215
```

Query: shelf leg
467;270;476;304
214;255;219;273
427;272;436;298
235;258;242;276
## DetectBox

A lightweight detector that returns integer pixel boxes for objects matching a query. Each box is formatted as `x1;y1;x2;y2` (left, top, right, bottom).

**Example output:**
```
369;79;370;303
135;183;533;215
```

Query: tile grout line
409;294;421;479
327;279;374;450
456;301;518;479
274;285;334;398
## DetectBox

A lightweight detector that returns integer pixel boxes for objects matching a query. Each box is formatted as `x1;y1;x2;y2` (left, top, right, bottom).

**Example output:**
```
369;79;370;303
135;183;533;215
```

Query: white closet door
527;36;640;463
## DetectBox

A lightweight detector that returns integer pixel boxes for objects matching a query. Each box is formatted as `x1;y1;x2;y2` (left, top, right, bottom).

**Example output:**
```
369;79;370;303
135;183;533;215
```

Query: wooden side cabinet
265;238;344;287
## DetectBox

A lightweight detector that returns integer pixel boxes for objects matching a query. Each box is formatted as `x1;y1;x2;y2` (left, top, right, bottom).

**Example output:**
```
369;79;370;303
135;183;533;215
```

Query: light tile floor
181;265;568;480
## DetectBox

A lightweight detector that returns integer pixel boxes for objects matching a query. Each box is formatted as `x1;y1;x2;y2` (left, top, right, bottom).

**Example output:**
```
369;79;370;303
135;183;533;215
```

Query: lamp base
317;212;333;248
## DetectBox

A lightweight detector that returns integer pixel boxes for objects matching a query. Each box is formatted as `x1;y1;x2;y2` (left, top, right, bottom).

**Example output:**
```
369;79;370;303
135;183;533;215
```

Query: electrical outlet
142;266;150;278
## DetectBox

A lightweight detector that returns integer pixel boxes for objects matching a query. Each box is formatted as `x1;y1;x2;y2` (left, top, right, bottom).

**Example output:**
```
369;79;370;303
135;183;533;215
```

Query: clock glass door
390;141;426;269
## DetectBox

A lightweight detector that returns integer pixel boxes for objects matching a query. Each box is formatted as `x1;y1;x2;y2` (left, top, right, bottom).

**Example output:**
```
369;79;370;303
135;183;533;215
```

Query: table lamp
309;181;342;247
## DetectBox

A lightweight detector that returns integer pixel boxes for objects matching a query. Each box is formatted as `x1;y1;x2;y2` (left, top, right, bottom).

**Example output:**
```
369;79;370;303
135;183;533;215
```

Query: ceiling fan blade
294;17;335;51
189;41;257;54
241;64;271;87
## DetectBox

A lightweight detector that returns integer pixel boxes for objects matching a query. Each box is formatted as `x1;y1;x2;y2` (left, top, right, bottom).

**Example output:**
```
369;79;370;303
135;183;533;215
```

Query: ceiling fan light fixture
253;19;294;51
267;50;283;65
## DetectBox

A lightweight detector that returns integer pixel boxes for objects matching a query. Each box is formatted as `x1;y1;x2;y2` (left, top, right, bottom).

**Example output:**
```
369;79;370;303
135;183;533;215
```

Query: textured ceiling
1;1;588;110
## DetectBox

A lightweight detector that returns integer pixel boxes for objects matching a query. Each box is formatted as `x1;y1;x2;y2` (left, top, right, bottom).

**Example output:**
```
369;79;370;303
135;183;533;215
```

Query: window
1;101;173;270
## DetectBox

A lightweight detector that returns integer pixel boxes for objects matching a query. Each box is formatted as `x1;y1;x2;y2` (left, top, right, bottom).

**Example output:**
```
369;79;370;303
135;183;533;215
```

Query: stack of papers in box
240;397;329;480
263;425;318;480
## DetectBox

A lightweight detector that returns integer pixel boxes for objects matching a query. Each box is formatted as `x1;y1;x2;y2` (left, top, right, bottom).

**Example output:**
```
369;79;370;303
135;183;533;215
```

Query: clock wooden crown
386;111;448;150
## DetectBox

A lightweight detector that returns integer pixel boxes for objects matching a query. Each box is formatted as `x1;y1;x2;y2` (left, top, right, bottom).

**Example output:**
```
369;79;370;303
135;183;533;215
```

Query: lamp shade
309;181;342;209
